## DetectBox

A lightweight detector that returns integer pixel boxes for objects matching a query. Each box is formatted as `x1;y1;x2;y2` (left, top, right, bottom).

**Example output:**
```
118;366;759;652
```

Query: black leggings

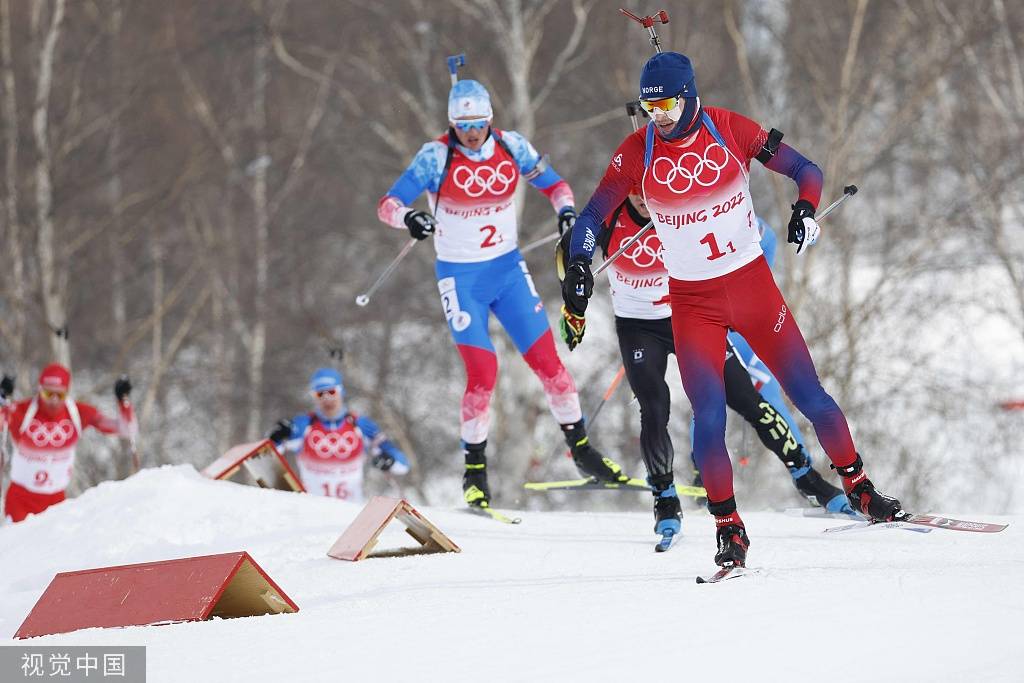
615;316;805;481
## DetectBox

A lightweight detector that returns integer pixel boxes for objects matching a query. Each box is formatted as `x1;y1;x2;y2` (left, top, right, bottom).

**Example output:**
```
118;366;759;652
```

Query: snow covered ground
2;466;1021;682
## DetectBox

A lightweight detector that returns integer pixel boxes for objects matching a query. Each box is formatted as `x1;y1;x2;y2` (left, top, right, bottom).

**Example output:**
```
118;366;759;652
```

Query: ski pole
355;238;419;307
526;101;648;260
585;365;626;431
534;364;627;479
815;184;857;221
0;413;8;524
520;231;561;255
593;220;654;277
0;381;11;524
595;185;859;278
358;54;468;308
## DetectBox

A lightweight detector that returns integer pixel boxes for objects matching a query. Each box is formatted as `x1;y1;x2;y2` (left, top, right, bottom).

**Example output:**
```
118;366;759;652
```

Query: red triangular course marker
202;439;305;492
15;551;298;639
328;496;461;561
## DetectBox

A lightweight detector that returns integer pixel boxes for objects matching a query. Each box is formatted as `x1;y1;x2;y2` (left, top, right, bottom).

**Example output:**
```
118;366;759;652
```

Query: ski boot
710;498;749;567
833;454;902;522
561;420;628;483
794;468;855;514
784;445;854;514
650;475;682;535
462;441;491;508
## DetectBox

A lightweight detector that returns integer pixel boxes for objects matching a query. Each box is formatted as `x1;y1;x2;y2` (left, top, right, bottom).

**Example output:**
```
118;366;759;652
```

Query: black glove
561;259;593;316
403;210;437;240
372;452;396;471
0;374;14;400
114;376;132;402
267;418;294;444
557;207;577;236
788;199;815;249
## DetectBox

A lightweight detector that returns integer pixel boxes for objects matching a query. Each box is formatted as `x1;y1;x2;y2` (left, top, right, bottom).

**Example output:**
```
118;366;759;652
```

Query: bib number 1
700;232;736;261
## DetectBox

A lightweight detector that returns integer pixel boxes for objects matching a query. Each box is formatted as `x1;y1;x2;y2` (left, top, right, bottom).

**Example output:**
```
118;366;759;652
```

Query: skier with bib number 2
377;78;630;511
563;52;902;568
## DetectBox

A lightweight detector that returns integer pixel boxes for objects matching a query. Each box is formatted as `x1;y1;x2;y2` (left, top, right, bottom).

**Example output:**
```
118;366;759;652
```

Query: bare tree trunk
0;0;27;382
246;6;270;439
107;2;127;342
32;0;68;365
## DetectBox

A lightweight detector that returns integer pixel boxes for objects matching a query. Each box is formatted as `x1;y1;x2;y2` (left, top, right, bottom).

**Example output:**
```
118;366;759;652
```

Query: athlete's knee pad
523;331;576;390
458;345;498;393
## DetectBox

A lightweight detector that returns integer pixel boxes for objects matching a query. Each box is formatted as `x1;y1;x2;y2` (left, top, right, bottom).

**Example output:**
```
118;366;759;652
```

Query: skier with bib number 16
377;75;631;513
563;52;903;569
267;368;409;502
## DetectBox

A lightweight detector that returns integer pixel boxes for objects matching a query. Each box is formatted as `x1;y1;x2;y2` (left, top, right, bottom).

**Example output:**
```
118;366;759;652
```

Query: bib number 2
480;225;504;248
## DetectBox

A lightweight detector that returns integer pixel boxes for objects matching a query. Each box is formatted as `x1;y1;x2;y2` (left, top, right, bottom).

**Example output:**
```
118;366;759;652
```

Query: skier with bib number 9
564;52;901;568
0;364;136;523
377;77;630;511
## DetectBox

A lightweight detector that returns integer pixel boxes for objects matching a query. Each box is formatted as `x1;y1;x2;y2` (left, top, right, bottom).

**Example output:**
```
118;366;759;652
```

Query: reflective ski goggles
315;387;340;398
40;389;67;400
639;95;680;114
451;117;491;132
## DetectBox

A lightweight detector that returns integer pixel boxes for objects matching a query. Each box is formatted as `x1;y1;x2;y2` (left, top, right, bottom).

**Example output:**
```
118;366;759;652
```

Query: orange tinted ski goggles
40;389;67;400
639;96;680;114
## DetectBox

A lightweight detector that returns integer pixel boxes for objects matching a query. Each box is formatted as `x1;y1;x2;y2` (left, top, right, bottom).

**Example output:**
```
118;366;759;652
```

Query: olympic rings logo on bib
622;232;663;269
650;143;729;195
308;430;360;460
25;419;76;448
451;160;516;198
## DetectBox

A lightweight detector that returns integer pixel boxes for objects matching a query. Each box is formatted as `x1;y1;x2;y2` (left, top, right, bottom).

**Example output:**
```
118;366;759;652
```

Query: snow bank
2;466;1020;682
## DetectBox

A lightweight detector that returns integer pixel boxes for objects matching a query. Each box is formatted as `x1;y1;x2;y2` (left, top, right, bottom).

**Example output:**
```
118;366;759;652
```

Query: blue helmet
309;367;344;394
639;52;698;100
448;79;492;122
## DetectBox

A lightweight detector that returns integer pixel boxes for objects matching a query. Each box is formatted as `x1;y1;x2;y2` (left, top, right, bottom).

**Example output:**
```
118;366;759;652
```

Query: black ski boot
561;420;628;483
462;441;491;508
714;523;750;568
710;498;749;567
650;475;681;535
794;467;854;515
834;455;902;522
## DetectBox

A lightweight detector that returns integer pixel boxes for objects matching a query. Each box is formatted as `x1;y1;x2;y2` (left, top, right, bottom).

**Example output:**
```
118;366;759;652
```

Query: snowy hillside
1;466;1021;682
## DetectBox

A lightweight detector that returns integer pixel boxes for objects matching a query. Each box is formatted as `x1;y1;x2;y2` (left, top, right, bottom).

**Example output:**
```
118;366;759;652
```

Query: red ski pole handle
619;8;670;27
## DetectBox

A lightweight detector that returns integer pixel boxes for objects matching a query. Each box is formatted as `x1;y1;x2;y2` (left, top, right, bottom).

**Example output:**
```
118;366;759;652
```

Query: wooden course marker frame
202;439;305;492
328;496;460;561
15;551;299;639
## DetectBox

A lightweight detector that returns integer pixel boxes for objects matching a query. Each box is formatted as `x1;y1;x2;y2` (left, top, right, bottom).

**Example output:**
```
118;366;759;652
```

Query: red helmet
38;363;71;392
